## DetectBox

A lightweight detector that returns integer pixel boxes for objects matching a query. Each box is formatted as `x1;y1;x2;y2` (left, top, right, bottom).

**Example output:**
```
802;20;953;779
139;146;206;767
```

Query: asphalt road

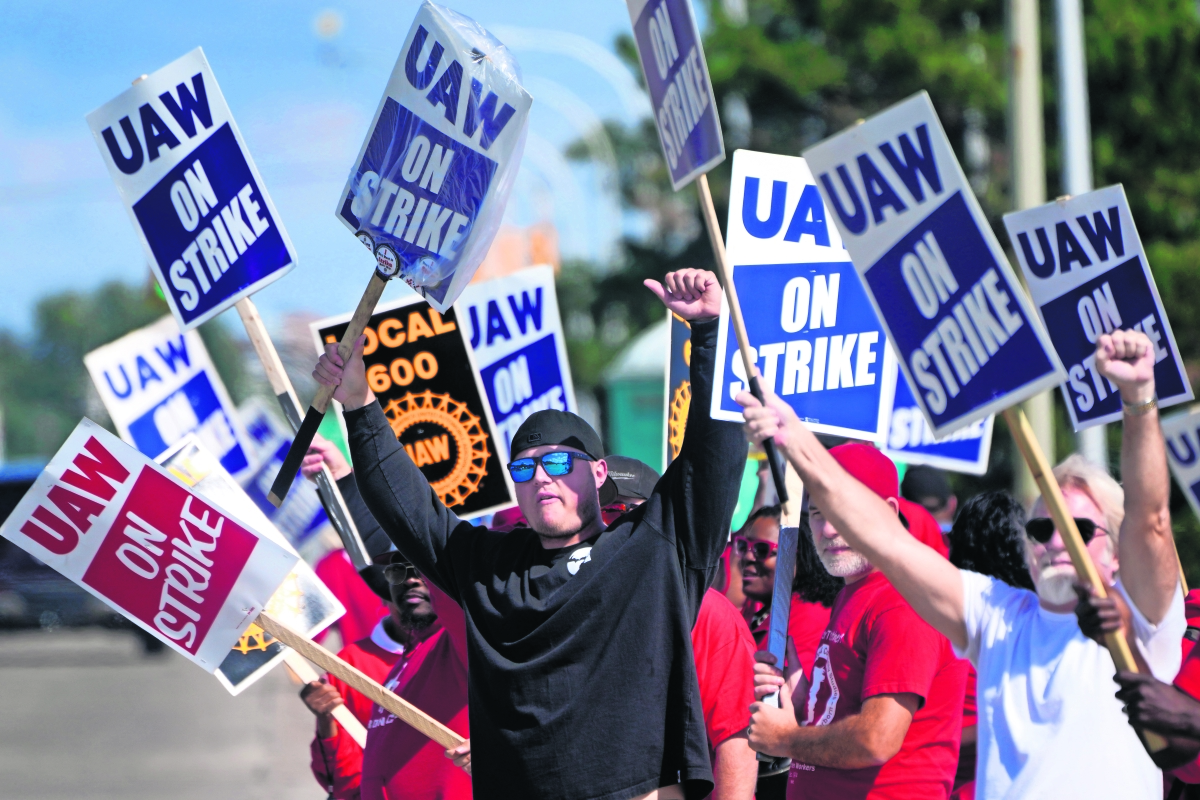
0;627;327;800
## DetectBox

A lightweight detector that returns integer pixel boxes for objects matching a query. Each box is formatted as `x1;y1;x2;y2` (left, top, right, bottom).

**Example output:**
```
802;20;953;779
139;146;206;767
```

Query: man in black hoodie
312;268;746;800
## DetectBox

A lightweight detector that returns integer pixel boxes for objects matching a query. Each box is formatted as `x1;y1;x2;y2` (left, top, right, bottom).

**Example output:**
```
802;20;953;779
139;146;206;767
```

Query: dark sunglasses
507;451;595;483
382;563;419;585
1025;517;1109;545
733;535;778;561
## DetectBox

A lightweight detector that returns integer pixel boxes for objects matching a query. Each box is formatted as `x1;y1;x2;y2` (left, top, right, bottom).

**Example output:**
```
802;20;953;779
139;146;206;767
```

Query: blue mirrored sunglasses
507;451;595;482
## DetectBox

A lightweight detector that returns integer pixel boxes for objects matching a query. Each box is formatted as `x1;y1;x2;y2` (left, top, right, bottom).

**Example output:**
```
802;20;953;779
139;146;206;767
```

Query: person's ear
946;495;958;517
593;457;608;490
886;497;900;515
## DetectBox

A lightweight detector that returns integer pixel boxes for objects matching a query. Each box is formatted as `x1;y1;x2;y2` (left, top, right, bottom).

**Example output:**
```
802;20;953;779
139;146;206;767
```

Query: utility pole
1009;0;1055;503
1056;0;1108;470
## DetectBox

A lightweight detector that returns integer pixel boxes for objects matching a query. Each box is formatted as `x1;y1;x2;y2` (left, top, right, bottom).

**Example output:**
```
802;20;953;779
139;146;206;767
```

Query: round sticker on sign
374;244;399;279
567;546;592;576
356;230;374;250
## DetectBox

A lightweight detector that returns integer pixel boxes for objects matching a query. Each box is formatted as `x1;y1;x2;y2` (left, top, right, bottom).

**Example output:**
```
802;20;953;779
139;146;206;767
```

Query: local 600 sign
804;93;1065;437
87;48;296;330
1004;186;1192;429
712;150;895;441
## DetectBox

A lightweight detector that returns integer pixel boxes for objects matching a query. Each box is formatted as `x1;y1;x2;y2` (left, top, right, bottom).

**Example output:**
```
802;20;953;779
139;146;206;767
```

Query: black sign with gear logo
665;310;692;467
315;296;514;518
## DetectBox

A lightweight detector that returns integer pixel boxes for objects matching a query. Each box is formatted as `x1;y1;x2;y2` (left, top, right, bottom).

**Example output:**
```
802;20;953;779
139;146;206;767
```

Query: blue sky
0;0;658;335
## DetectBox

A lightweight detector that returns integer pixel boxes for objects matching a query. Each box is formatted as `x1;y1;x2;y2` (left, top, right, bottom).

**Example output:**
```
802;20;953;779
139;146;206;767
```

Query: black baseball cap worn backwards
511;410;618;504
604;455;661;500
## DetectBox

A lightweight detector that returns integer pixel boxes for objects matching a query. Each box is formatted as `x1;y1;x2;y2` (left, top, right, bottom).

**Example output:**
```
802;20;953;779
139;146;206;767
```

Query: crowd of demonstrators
739;329;1184;799
746;443;968;800
312;268;745;800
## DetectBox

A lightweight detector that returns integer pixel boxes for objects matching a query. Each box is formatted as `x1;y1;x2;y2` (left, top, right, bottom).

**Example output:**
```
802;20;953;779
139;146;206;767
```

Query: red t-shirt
692;588;757;749
1170;641;1200;783
745;594;833;684
787;571;967;800
361;582;471;800
310;626;408;798
316;548;389;646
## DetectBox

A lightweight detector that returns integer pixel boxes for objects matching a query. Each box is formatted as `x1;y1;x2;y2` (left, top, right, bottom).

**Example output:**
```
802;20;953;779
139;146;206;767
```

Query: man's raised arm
737;388;968;651
1098;330;1178;623
313;336;467;599
643;270;747;590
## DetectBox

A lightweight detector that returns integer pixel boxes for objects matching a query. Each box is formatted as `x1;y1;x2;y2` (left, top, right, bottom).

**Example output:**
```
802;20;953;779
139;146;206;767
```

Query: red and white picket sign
0;419;297;670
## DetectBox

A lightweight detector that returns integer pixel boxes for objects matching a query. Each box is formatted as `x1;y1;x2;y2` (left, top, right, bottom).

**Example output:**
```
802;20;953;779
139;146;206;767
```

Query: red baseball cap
829;443;899;501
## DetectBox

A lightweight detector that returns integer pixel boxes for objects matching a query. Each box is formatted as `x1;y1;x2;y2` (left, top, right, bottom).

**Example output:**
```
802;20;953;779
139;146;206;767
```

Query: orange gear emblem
232;623;274;655
668;381;691;460
383;390;489;507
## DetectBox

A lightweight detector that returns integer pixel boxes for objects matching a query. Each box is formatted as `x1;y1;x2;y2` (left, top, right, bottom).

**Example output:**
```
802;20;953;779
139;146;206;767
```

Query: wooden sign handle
268;273;389;507
234;297;370;569
1002;407;1167;752
257;611;465;749
283;651;369;748
696;173;788;505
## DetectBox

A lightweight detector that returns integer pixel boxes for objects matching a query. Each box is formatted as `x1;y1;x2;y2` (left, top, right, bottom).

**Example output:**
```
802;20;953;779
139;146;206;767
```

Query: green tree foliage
0;281;247;460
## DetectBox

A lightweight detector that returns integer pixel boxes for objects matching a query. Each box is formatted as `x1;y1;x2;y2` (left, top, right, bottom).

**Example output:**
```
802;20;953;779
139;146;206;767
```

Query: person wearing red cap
740;330;1184;800
744;439;967;799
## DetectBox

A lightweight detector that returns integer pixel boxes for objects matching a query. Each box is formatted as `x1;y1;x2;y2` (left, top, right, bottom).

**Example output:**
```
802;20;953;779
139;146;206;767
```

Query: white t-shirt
957;570;1184;800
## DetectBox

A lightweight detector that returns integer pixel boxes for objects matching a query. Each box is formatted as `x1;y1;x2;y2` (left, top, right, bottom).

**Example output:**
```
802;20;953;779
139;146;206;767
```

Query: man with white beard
737;329;1184;799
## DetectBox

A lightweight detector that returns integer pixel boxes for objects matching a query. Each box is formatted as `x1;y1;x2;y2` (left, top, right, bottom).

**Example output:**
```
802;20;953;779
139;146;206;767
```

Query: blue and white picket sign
1162;406;1200;523
336;2;532;312
625;0;724;190
1003;186;1192;430
86;49;296;331
83;315;253;479
711;150;896;441
456;266;577;462
803;93;1066;438
883;373;993;475
237;398;331;551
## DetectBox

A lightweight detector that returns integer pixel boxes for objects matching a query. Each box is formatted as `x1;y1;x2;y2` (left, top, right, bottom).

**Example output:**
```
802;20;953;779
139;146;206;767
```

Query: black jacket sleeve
644;317;747;615
334;473;394;561
341;401;472;601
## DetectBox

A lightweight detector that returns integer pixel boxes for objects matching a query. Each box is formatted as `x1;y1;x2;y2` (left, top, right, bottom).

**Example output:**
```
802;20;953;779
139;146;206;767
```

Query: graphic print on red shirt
1170;638;1200;784
788;571;967;800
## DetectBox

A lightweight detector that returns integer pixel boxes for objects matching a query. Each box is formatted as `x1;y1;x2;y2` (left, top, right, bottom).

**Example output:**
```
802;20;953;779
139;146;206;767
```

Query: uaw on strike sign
87;48;296;330
457;267;577;462
711;150;896;441
0;420;296;670
626;0;723;189
84;315;254;479
1003;186;1192;429
314;296;515;518
336;2;532;311
803;92;1066;437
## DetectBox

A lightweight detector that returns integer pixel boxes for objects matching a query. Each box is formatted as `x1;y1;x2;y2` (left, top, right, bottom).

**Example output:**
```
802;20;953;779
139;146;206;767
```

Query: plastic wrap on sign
336;2;532;312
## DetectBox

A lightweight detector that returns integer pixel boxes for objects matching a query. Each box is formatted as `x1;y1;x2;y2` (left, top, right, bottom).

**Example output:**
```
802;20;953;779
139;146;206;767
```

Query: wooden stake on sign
1002;407;1167;752
695;173;789;505
268;273;390;507
258;611;465;749
234;297;370;569
283;651;369;748
757;465;805;763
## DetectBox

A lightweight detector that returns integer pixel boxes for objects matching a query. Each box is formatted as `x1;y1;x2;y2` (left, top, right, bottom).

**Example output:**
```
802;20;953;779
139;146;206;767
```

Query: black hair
740;504;781;529
793;514;844;607
947;491;1035;591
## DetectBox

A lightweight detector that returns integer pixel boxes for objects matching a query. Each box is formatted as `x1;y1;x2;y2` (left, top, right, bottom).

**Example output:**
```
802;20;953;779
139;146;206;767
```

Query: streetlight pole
1056;0;1108;469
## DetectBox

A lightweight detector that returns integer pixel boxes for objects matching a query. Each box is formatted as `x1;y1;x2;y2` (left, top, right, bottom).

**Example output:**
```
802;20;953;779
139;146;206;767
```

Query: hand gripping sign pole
269;2;532;506
268;274;389;507
283;651;370;748
1002;406;1167;753
258;611;465;749
234;297;370;569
